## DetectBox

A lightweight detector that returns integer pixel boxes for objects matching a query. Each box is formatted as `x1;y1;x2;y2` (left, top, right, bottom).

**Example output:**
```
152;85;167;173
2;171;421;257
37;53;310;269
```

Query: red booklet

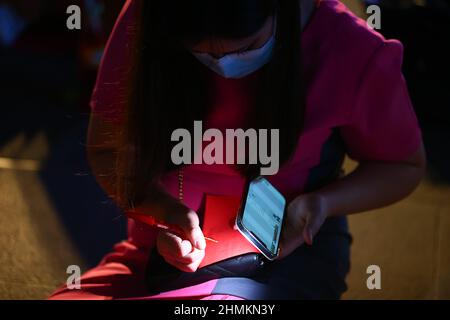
199;194;259;268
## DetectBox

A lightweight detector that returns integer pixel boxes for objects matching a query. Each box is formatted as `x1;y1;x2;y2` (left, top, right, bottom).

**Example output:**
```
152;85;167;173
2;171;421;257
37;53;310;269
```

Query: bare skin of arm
321;144;427;218
279;143;427;258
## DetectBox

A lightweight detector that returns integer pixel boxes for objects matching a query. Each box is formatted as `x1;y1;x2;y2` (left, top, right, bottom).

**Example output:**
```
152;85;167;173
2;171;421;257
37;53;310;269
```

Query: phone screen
240;178;286;257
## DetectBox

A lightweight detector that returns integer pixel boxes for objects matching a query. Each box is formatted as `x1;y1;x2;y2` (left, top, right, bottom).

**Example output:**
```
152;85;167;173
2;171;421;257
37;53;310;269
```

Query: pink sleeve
89;0;138;125
340;40;422;162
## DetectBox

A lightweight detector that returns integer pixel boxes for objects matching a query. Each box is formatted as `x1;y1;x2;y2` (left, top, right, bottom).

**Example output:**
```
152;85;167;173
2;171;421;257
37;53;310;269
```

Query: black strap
146;250;266;295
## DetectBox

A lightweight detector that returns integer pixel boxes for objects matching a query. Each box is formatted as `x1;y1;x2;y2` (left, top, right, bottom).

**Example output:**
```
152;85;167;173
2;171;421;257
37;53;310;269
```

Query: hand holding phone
278;193;328;259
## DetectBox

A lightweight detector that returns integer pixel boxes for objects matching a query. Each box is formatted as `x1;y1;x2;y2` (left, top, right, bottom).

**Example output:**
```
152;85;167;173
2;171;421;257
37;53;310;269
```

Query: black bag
145;247;267;294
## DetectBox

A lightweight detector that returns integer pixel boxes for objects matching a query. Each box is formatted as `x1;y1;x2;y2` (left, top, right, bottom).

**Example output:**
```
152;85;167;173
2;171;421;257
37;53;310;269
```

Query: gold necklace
178;167;184;203
178;166;218;243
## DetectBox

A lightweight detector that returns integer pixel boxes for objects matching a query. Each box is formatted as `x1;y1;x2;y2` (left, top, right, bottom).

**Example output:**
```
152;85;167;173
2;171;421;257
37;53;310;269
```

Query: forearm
315;160;425;218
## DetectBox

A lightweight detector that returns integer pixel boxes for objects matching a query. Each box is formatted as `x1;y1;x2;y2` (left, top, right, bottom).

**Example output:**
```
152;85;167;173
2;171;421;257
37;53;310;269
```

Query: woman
50;0;425;300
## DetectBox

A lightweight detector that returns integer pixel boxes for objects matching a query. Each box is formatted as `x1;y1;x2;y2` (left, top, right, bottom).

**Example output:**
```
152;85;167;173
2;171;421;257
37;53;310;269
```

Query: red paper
199;194;260;268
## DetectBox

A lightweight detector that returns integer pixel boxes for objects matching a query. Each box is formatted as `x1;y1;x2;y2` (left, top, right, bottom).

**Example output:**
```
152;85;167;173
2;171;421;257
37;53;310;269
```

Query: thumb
180;211;206;251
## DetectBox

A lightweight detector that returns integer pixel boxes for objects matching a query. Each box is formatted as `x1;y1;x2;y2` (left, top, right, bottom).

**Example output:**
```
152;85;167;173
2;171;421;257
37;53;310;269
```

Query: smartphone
235;177;287;261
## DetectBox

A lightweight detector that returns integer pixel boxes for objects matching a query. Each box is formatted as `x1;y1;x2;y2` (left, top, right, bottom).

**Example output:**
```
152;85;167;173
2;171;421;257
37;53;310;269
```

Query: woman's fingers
184;225;206;251
157;231;205;270
302;208;326;245
164;205;207;251
156;208;207;271
278;202;306;258
278;226;304;259
163;255;202;273
157;231;192;257
169;247;205;265
175;210;207;251
279;194;327;259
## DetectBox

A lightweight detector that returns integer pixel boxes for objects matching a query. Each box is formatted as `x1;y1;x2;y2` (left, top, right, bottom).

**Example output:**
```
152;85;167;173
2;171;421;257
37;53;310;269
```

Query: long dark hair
117;0;303;209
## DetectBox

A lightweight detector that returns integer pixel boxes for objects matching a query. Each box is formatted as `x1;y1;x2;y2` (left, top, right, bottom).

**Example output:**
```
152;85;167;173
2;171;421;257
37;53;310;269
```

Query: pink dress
49;0;422;300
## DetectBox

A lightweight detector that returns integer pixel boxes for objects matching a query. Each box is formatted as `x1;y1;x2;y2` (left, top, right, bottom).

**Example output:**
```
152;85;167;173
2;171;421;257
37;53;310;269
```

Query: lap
49;217;351;300
48;241;244;300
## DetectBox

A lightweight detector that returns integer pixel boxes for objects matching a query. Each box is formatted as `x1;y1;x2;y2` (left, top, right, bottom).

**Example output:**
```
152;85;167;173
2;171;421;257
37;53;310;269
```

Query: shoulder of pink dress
304;0;395;56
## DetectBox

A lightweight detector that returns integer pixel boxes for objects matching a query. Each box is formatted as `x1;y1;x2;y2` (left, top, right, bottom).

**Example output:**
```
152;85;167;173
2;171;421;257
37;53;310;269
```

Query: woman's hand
156;204;207;272
278;193;328;259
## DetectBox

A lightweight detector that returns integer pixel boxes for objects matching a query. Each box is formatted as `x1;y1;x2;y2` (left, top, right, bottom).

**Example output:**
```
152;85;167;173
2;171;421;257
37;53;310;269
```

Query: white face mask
191;33;276;79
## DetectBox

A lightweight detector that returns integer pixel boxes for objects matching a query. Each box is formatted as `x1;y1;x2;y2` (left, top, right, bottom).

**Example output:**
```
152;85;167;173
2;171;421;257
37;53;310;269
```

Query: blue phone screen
241;178;286;255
